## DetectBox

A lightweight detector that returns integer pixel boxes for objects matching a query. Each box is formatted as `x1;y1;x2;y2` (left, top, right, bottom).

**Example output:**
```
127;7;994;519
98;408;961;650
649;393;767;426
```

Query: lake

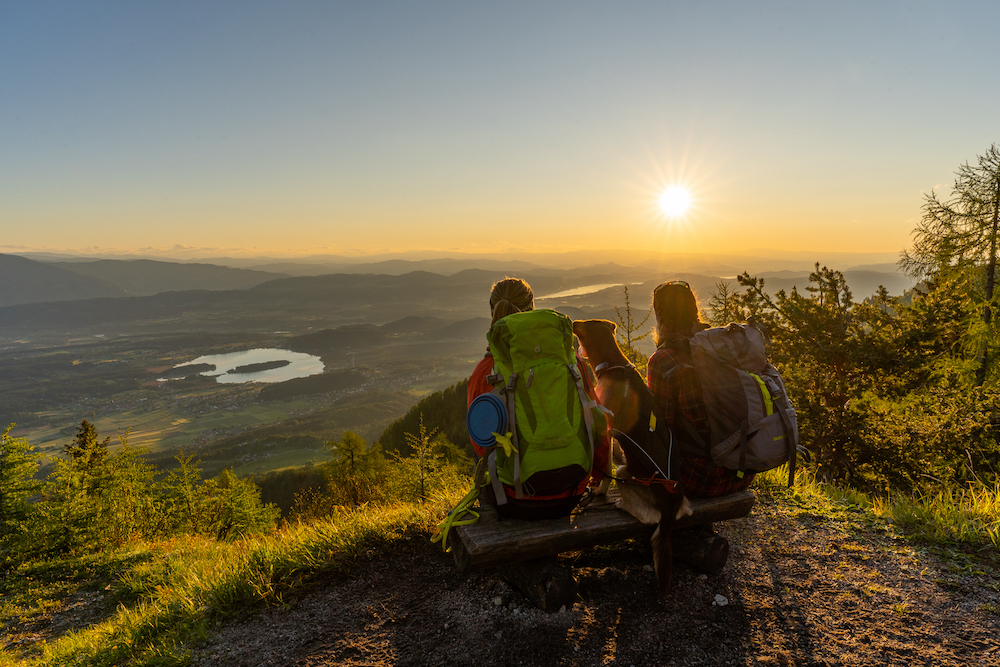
537;283;638;300
163;348;325;384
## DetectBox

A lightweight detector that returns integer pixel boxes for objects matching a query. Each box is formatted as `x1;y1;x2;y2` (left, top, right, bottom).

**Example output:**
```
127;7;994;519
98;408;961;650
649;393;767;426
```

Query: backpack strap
502;372;523;499
568;364;597;468
486;449;507;506
764;375;799;486
485;367;509;506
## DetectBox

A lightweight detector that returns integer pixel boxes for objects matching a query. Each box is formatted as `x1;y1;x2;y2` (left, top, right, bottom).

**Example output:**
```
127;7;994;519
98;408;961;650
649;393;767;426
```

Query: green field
16;388;316;453
2;324;483;479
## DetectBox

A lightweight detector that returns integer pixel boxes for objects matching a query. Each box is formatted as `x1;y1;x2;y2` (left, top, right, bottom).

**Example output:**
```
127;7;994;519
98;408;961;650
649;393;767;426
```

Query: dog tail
650;519;673;597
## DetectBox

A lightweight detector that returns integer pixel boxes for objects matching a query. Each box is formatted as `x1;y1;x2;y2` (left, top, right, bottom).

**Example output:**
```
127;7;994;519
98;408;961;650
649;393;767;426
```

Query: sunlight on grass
4;492;467;667
870;483;1000;549
756;465;1000;549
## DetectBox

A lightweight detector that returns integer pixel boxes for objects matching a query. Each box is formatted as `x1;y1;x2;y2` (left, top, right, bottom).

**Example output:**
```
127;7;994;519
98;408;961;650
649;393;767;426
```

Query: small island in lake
228;359;292;374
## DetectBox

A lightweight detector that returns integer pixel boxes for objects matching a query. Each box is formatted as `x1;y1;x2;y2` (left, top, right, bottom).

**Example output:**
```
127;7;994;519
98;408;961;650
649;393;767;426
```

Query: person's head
652;280;704;347
490;277;534;325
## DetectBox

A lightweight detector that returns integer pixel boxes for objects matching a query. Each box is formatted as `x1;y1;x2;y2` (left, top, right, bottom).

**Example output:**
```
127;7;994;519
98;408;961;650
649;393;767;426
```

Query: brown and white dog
573;319;691;597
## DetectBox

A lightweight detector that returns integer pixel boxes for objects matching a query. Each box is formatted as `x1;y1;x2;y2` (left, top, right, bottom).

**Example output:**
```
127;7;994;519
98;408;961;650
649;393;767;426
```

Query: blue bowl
467;393;508;448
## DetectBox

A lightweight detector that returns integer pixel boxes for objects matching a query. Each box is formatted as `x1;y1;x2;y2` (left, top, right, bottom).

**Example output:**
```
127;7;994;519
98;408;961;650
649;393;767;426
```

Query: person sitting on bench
646;281;755;497
467;277;610;520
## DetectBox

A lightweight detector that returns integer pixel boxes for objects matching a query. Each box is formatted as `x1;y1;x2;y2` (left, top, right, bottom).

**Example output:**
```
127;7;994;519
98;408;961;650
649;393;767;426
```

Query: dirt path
190;494;1000;666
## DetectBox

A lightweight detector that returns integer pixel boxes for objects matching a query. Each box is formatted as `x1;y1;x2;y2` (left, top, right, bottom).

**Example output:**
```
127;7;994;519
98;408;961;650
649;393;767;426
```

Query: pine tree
613;285;651;372
404;415;440;502
901;144;1000;385
707;280;744;325
63;419;110;473
0;425;41;565
201;470;280;540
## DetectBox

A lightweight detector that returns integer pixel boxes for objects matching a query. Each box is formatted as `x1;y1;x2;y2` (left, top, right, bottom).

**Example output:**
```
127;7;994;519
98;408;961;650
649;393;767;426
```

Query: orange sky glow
2;3;994;261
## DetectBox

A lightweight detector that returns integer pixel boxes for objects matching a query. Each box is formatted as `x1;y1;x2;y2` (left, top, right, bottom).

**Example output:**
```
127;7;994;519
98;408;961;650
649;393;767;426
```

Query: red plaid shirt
647;346;755;497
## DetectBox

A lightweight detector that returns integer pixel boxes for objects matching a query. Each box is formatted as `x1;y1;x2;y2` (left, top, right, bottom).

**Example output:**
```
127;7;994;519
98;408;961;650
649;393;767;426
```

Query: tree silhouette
707;280;744;325
901;144;1000;385
613;285;651;372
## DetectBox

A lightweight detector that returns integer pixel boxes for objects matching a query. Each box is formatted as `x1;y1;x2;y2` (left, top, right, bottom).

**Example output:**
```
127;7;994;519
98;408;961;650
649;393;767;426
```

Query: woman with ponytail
646;281;754;496
467;277;609;519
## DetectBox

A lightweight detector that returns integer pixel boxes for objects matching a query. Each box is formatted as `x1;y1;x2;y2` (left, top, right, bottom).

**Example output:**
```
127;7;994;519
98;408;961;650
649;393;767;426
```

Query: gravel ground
189;493;1000;666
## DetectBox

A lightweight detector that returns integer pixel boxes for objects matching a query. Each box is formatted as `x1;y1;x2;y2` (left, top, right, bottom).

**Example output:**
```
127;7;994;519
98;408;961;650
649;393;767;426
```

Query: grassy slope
2;470;996;667
0;491;468;667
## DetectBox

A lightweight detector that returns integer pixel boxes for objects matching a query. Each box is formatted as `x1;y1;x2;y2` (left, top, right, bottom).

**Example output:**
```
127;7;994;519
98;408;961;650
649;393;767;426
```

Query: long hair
652;281;705;349
489;277;534;325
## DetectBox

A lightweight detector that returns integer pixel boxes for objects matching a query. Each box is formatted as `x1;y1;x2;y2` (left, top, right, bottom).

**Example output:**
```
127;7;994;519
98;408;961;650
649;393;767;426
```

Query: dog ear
601;320;618;334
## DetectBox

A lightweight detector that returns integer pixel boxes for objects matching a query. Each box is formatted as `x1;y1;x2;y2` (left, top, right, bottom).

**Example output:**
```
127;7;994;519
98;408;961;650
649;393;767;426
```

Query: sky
2;1;999;260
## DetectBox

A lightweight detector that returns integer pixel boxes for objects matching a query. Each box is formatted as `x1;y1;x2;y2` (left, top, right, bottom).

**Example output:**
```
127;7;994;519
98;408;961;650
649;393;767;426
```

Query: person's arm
646;349;671;416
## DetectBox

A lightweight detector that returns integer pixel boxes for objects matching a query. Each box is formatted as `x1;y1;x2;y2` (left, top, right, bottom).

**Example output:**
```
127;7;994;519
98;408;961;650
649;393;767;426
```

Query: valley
0;252;914;480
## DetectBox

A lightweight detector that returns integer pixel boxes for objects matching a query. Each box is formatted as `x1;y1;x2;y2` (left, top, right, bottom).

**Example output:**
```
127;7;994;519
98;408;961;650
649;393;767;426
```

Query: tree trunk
976;172;1000;386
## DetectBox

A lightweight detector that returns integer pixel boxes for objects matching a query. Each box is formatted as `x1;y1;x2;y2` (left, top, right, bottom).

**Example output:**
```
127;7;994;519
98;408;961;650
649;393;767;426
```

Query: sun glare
658;186;692;218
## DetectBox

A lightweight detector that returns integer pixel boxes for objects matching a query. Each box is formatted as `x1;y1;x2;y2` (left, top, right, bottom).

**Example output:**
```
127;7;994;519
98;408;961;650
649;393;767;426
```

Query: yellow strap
648;412;657;432
748;373;774;416
431;485;481;553
430;458;488;553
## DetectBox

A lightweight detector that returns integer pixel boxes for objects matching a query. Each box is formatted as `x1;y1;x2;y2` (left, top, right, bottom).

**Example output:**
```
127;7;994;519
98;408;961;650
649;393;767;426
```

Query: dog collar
593;362;635;379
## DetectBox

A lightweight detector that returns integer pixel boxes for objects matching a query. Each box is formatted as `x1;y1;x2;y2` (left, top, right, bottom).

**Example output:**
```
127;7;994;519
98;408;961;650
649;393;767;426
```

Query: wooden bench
449;488;756;610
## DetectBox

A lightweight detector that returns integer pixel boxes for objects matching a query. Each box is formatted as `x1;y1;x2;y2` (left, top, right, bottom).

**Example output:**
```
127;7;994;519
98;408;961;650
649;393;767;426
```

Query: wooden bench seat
450;488;756;572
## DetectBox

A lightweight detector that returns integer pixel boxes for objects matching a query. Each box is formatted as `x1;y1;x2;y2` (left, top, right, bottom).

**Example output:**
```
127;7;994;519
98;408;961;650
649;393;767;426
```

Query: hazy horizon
4;246;904;274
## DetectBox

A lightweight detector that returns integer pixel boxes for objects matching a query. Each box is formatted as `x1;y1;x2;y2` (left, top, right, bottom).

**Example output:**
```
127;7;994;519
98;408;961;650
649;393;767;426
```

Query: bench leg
497;556;578;613
671;524;729;574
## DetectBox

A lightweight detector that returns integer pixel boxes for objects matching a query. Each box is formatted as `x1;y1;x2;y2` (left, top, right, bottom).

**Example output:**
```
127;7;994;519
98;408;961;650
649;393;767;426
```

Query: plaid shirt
647;346;755;497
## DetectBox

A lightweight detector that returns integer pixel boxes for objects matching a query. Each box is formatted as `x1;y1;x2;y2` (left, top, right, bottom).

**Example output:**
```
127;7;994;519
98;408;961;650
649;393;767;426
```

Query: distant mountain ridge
10;248;904;276
0;263;914;338
0;254;288;307
52;259;288;296
0;254;126;307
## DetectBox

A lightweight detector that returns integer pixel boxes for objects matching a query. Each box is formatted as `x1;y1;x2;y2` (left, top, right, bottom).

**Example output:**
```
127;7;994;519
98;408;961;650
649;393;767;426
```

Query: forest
1;147;999;665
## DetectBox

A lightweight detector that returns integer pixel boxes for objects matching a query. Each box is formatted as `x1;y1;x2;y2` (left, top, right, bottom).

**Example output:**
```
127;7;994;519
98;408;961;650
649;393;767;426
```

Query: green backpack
484;309;603;505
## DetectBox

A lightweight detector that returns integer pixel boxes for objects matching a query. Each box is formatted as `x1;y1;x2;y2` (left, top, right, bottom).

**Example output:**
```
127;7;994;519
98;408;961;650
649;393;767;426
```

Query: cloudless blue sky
2;1;998;258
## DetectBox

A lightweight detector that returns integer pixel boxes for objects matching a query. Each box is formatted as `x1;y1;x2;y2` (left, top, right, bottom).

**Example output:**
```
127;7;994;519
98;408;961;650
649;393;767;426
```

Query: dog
573;319;691;597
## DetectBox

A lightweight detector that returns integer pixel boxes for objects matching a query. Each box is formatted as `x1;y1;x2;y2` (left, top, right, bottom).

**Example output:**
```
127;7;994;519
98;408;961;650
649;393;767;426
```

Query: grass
6;462;997;667
0;488;468;667
871;484;1000;548
755;465;1000;550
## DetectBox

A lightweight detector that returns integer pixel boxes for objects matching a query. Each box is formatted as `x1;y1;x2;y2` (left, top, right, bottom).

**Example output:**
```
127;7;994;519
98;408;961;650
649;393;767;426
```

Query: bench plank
452;489;755;571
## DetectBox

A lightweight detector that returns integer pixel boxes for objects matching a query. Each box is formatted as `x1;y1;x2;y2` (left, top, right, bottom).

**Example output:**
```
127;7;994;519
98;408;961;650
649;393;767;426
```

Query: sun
658;185;692;218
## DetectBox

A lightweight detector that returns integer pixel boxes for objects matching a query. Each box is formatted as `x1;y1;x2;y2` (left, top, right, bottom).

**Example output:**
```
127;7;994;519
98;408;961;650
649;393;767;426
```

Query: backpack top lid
692;322;768;372
488;309;576;375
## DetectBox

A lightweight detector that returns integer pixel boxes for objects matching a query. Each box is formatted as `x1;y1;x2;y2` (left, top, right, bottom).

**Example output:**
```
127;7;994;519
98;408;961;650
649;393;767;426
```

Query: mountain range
0;252;916;339
0;254;288;307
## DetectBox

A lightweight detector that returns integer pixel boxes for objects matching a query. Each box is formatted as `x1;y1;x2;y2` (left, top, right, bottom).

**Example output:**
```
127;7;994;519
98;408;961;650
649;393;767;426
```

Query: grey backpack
667;320;799;485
